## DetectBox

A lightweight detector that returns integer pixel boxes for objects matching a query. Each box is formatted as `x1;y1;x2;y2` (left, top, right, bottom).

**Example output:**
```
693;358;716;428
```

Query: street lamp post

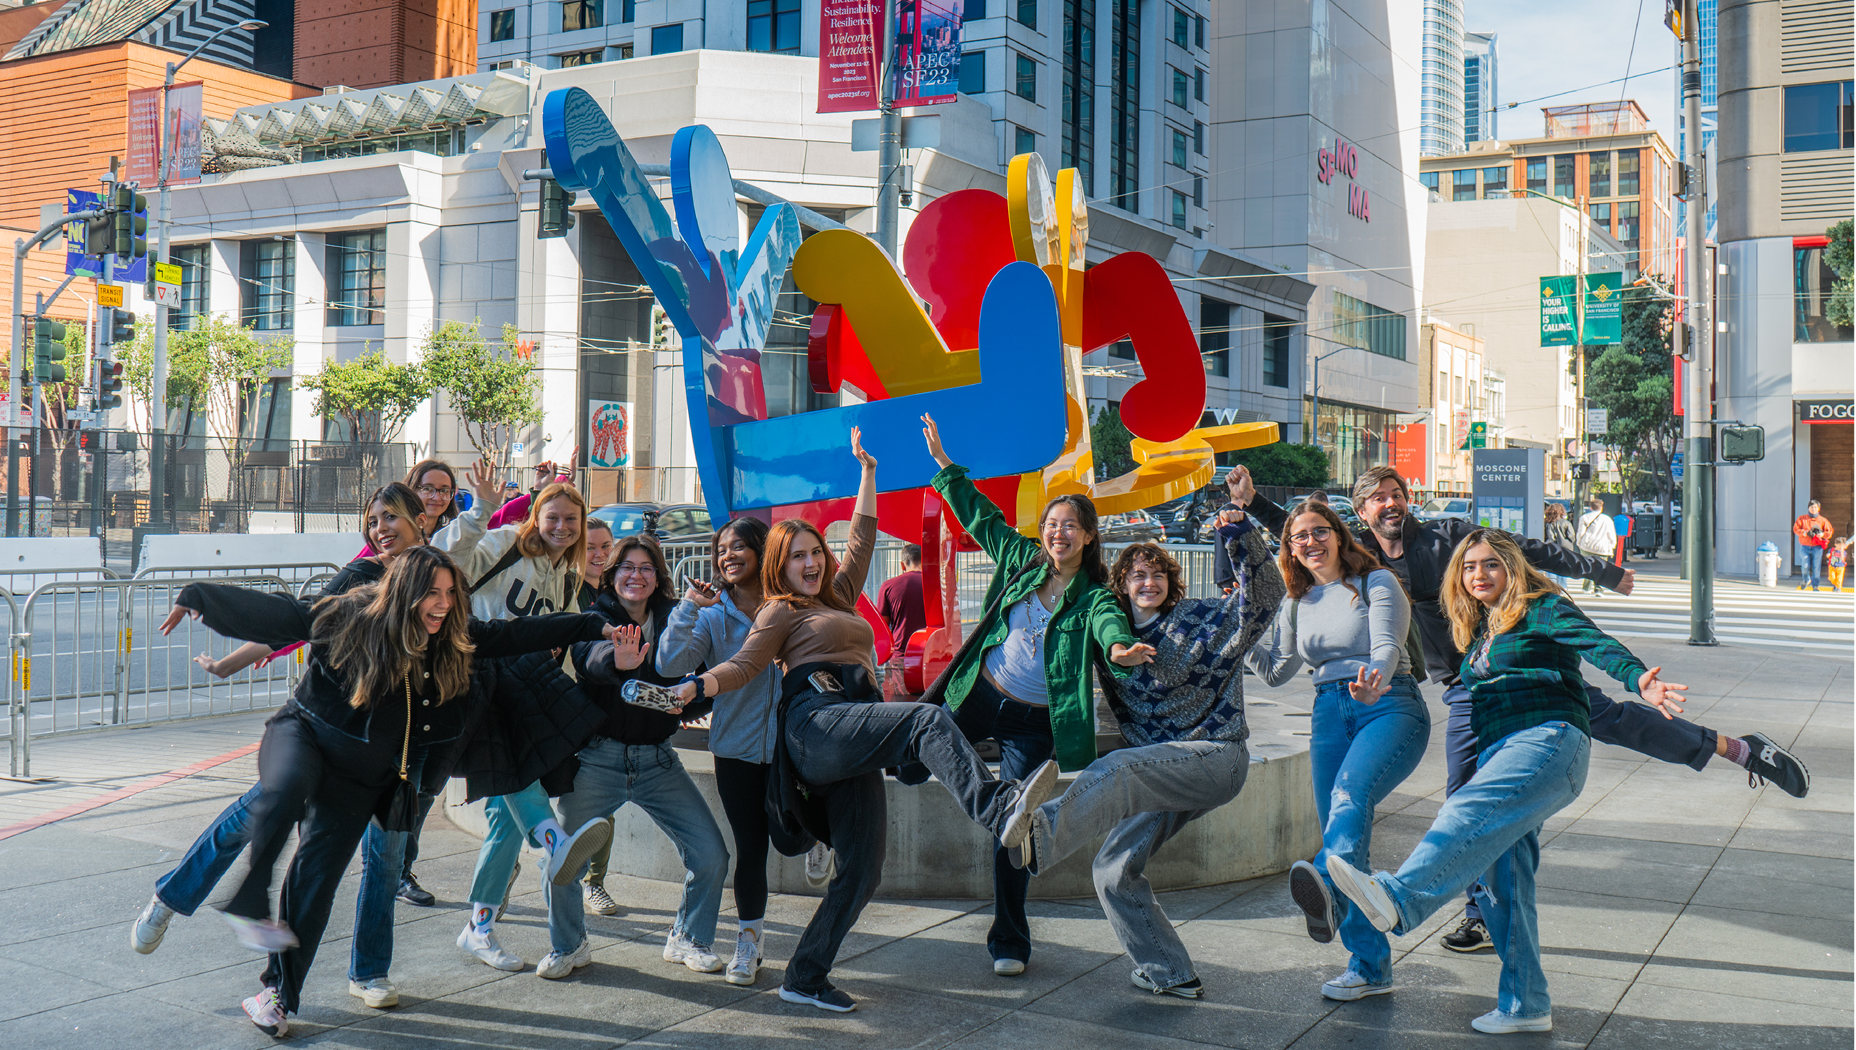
1309;345;1361;452
146;18;265;528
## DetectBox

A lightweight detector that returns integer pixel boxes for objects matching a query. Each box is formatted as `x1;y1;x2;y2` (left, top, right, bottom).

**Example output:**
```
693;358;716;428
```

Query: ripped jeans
1309;674;1430;985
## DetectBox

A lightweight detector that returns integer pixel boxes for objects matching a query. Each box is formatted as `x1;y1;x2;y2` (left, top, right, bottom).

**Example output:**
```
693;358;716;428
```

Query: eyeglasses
1287;526;1335;547
416;485;454;498
1041;522;1084;535
614;564;657;578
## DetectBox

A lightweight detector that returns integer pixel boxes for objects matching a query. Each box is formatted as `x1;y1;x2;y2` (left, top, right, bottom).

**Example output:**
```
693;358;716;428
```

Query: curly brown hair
1109;543;1184;618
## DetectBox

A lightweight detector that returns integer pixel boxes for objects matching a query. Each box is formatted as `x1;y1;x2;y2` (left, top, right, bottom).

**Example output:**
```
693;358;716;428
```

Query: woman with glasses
916;413;1156;978
1246;500;1429;1003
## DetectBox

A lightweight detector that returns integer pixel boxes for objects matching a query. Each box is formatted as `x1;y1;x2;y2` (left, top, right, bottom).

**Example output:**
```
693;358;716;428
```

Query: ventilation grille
1780;153;1856;223
1781;0;1855;75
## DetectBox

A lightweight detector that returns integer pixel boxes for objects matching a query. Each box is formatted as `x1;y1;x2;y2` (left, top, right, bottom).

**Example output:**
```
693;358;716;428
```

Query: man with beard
1237;465;1811;953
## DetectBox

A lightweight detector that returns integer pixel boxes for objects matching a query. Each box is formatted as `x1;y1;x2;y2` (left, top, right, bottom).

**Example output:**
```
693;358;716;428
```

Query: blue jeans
350;758;435;982
1309;675;1429;985
951;675;1055;964
1801;545;1826;588
545;739;730;953
466;781;557;905
156;784;260;915
1374;721;1590;1019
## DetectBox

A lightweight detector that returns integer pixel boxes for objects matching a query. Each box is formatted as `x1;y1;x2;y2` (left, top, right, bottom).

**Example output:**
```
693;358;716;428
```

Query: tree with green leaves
1826;219;1852;329
298;348;429;444
1088;403;1137;479
420;320;542;469
1584;282;1678;520
118;313;292;442
1231;440;1330;488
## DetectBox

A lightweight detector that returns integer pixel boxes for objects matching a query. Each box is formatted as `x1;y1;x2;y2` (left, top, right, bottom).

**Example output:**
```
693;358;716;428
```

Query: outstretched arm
164;584;314;649
923;413;1040;568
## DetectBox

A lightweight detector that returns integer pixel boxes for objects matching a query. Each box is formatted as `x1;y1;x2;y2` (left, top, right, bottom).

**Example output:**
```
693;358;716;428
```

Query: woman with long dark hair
656;514;816;986
157;544;623;1036
1246;499;1429;1003
916;412;1153;976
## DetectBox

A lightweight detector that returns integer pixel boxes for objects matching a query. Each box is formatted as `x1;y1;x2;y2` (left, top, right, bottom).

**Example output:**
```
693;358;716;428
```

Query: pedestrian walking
1247;499;1429;1002
1828;537;1849;592
1574;499;1617;593
1541;502;1576;588
1323;529;1690;1035
1792;499;1834;591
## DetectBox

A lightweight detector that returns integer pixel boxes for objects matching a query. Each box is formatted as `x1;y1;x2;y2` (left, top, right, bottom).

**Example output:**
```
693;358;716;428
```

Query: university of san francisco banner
1539;275;1577;347
818;0;883;112
890;0;963;108
1582;271;1624;345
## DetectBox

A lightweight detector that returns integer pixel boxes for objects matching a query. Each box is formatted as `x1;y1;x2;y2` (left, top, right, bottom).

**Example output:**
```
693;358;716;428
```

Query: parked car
1102;509;1166;544
588;502;715;542
1417;497;1473;523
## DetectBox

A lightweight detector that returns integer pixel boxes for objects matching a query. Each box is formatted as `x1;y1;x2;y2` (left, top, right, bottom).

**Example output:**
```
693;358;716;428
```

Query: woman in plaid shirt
1323;529;1688;1036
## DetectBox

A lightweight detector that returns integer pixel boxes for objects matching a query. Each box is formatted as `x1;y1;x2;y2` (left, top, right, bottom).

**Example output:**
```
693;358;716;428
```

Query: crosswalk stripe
1565;573;1853;653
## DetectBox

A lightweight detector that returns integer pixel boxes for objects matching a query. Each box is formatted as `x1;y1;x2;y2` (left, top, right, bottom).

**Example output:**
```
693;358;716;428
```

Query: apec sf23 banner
588;400;633;468
818;0;883;113
890;0;963;108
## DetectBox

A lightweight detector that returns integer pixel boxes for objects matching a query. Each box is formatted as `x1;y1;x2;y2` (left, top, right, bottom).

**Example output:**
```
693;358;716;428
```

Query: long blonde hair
316;545;476;708
1442;529;1562;651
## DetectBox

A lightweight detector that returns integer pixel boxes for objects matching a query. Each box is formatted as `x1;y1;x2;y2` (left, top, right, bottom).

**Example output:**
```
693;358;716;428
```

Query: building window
489;8;515;40
242;378;291;451
557;48;602;66
1262;313;1291;388
1783;81;1854;152
1418;171;1440;197
747;0;800;52
1017;0;1035;28
1170;66;1188;107
1015;52;1036;101
1194;13;1204;48
1171;6;1189;46
1615;148;1639;196
1194;66;1205;103
1333;291;1406;360
1170;127;1187;167
1193;119;1204;154
1062;0;1095;194
1525;157;1546;194
326;229;386;327
561;0;601;31
651;23;684;53
619;41;633;57
1552;154;1574;198
1480;165;1507;197
621;0;634;21
1617;200;1640;247
241;239;294;331
1170;190;1188;229
1588;201;1611;234
1193;175;1203;207
1199;298;1229;377
1109;338;1134;359
1589;151;1611;196
1108;0;1139;213
171;243;210;331
965;0;986;20
1796;242;1855;341
1014;125;1036;156
960;51;986;93
1451;168;1476;201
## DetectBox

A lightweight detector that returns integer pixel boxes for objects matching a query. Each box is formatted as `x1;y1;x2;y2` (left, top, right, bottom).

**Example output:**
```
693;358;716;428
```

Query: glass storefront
1304;399;1394;487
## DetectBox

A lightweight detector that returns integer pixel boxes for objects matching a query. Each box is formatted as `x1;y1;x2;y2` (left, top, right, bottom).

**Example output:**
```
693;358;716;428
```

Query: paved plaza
0;575;1848;1049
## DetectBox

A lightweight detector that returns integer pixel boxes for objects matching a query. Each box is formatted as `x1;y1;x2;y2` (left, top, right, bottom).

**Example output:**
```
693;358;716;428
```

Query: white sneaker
457;924;525;971
544;818;615;886
993;957;1026;976
241;987;289;1037
664;929;724;973
536;937;592;980
1323;855;1398;933
130;895;175;954
1321;969;1394;1001
348;977;400;1008
1471;1009;1553;1034
1000;759;1060;850
222;912;299;952
804;842;835;888
725;928;762;986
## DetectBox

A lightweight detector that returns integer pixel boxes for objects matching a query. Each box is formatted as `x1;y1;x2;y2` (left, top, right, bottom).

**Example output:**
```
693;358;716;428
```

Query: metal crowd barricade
12;573;296;777
133;561;345;586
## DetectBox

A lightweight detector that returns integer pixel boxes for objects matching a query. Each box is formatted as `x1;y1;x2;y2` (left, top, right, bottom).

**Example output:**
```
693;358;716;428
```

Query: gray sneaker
130;895;175;955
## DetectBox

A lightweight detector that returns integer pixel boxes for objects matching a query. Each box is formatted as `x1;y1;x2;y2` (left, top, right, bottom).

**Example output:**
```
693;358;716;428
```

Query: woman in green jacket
920;413;1152;977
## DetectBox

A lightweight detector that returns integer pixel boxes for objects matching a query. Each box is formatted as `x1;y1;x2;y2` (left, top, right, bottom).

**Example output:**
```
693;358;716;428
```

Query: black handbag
373;673;420;833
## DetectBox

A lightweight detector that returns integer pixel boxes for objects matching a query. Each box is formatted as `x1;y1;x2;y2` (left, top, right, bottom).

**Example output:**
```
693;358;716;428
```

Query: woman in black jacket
159;544;621;1037
535;533;732;980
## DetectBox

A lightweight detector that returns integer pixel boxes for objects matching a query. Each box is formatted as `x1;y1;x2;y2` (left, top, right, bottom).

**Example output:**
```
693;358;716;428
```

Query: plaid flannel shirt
1461;594;1649;752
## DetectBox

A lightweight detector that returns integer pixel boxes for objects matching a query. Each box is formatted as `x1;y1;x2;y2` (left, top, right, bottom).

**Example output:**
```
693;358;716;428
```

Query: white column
514;192;581;472
386;218;440;457
290;233;328;445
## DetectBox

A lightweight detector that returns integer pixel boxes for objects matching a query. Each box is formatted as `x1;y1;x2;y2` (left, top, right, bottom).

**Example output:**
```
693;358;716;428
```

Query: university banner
588;400;633;468
818;0;883;113
890;0;962;108
1582;271;1624;345
1539;275;1577;347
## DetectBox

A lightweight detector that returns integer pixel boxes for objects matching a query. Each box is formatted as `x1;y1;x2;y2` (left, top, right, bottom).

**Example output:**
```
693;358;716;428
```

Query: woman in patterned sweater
1009;476;1284;999
1324;529;1689;1036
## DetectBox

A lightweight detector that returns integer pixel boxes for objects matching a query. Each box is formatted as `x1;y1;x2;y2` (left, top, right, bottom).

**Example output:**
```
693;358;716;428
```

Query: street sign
154;262;182;285
1469;421;1488;448
1539;276;1577;346
152;283;180;307
97;283;123;308
1672;450;1684;480
1583;272;1624;344
511;441;526;455
1586;408;1609;435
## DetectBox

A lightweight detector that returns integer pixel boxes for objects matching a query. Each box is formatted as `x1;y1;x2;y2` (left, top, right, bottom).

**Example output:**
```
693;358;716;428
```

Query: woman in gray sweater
1246;499;1428;1003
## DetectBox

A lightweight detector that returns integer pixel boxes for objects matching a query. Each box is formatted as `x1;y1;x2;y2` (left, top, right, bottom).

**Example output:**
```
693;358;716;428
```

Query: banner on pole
166;82;205;184
1539;275;1577;346
890;0;962;108
818;0;883;113
588;400;633;467
125;87;163;184
1389;423;1426;485
63;189;146;283
1582;271;1624;345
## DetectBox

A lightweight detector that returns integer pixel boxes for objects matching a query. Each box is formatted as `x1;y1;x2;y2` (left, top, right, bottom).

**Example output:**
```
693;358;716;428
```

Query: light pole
1678;0;1714;645
1309;344;1361;451
147;18;265;528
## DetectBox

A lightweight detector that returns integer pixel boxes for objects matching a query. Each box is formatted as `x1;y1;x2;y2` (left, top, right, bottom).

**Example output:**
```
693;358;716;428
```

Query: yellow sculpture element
790;228;981;396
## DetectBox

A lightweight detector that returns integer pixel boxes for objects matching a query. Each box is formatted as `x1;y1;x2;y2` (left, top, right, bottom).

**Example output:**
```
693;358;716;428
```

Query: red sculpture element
806;304;891;399
901;189;1017;351
706;349;768;422
1081;252;1207;443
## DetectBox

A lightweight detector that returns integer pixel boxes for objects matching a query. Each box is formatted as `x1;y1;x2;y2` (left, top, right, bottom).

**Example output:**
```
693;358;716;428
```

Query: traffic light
107;308;135;347
1569;461;1593;481
538;178;575;238
97;358;124;410
112;184;148;259
32;318;67;384
650;304;673;346
84;208;114;257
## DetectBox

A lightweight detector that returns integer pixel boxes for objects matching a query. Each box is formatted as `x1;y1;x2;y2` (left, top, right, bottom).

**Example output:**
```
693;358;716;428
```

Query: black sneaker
1440;915;1492;953
397;875;436;907
1288;860;1335;944
1742;733;1810;798
779;983;857;1012
1131;969;1204;998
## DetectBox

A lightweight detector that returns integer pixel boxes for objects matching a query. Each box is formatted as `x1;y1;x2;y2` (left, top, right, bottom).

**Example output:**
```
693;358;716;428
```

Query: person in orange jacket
1791;499;1834;591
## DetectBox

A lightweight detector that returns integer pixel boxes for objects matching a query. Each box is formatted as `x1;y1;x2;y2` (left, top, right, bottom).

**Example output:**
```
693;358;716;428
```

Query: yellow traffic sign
97;283;123;308
154;262;182;286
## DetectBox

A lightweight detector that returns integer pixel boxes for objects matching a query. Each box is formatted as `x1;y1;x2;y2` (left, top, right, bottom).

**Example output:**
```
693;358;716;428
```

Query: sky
1471;0;1683;143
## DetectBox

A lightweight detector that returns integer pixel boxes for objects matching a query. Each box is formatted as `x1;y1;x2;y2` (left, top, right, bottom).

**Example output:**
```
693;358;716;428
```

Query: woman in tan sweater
669;428;1068;1013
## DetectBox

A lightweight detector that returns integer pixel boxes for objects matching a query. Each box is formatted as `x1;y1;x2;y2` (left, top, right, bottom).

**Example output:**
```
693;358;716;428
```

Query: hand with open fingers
193;653;230;679
921;413;951;468
159;605;201;636
532;460;557;489
560;445;581;482
610;624;651;670
466;459;501;509
1637;666;1688;717
1349;667;1389;705
1226;465;1255;507
850;426;878;471
1109;642;1157;667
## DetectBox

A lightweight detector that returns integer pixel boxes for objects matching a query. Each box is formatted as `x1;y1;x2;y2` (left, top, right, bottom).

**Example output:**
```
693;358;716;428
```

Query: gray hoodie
655;589;784;763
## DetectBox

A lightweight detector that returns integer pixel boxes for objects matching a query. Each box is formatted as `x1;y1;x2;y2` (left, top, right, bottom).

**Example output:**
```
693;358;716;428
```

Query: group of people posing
126;422;1810;1038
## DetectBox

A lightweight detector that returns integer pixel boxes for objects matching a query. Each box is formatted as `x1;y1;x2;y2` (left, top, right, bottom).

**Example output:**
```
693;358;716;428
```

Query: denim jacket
656;589;784;764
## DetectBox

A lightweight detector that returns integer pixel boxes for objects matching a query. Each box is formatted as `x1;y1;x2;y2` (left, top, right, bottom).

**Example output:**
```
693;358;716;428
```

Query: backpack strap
471;544;527;594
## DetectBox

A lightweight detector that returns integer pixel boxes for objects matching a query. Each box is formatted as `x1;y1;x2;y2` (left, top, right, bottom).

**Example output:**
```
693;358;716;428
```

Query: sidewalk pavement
0;635;1847;1050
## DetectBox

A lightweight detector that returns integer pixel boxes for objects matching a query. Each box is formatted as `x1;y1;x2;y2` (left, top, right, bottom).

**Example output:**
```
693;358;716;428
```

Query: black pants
950;676;1055;964
712;756;814;923
783;769;886;993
